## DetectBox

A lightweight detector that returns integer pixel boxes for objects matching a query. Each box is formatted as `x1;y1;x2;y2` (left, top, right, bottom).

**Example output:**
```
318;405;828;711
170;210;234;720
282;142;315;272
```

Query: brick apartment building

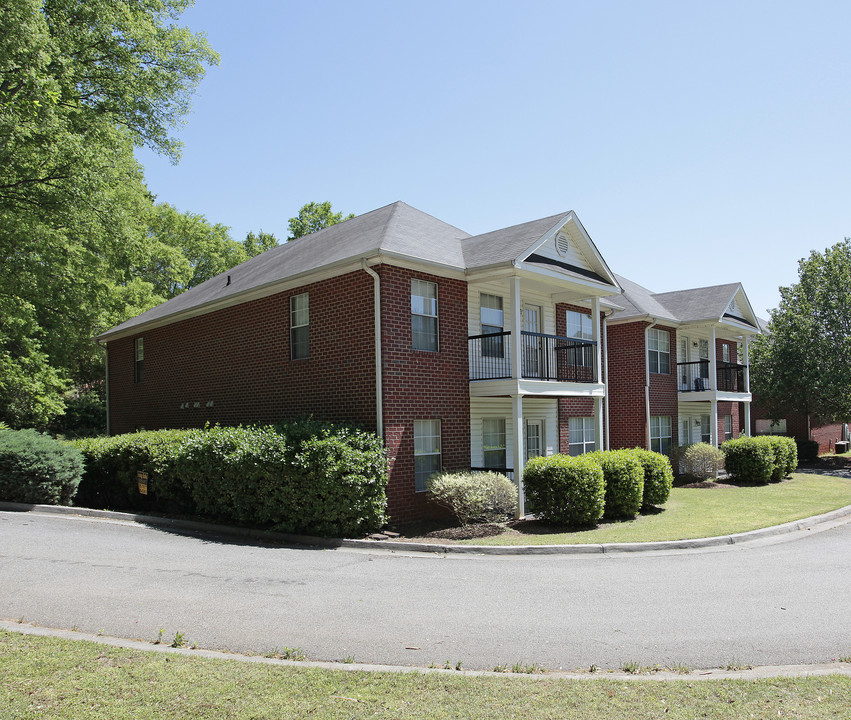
98;201;762;522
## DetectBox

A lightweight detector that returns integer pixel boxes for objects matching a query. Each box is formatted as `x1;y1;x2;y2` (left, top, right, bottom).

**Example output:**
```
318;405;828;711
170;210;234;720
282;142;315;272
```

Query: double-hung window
482;418;507;469
414;419;441;492
647;328;670;374
568;417;596;456
290;293;309;359
134;338;144;383
411;279;438;351
722;343;731;364
567;310;594;366
724;415;733;441
650;415;672;454
480;294;504;358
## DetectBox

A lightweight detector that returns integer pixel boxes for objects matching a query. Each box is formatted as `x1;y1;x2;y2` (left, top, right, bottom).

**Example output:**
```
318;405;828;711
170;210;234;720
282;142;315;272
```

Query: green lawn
2;632;850;720
463;472;851;546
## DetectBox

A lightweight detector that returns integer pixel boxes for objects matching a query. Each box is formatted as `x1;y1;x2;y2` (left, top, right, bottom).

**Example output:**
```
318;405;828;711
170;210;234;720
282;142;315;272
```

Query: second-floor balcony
678;360;747;393
469;331;597;382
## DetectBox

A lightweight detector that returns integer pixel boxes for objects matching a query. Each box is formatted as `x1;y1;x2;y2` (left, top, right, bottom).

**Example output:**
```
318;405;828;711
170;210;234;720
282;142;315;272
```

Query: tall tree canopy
0;0;218;428
287;201;355;240
750;239;851;429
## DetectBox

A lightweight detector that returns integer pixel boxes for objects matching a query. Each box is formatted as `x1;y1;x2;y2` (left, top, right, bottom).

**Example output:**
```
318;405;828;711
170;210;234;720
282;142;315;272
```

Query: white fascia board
367;251;466;279
469;379;606;398
729;284;762;332
98;255;375;343
678;391;753;403
513;262;621;297
606;313;680;328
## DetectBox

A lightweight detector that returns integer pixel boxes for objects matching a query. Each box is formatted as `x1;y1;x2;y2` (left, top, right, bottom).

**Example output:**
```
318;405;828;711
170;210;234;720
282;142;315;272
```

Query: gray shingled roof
461;212;571;269
613;275;680;322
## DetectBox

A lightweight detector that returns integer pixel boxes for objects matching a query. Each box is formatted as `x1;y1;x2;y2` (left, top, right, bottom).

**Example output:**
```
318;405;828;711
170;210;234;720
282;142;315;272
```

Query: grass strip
464;473;851;545
2;632;851;720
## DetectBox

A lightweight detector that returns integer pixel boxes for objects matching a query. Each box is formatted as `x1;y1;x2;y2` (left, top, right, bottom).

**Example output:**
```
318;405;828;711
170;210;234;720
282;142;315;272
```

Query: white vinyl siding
411;279;438;351
568;417;595;456
414;419;441;492
469;398;558;471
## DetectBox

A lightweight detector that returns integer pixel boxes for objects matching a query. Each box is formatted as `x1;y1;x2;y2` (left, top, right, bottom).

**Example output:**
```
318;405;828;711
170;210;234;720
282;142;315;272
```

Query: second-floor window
722;343;730;363
480;293;504;358
411;279;438;351
290;293;309;359
647;328;670;374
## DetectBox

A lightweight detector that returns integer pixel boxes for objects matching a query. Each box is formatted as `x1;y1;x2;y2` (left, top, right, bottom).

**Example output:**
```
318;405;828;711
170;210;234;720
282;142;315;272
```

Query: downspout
603;309;613;450
104;344;110;436
645;317;658;450
361;260;383;437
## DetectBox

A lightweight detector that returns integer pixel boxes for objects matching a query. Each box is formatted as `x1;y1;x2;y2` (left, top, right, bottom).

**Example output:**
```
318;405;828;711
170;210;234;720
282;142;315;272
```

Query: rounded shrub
795;438;819;463
626;448;673;506
722;437;773;484
0;428;84;505
427;471;517;526
522;454;605;527
589;450;645;519
678;442;725;480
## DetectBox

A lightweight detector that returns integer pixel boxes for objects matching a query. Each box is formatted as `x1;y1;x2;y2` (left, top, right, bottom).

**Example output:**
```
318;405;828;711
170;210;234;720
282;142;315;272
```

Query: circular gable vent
556;233;570;257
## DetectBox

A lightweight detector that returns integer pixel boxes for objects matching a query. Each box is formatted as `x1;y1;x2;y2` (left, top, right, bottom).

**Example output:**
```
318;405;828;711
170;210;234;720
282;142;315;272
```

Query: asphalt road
1;510;850;671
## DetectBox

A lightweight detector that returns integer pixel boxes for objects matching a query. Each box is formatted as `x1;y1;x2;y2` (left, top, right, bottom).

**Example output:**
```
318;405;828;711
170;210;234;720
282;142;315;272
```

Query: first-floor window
568;416;596;456
724;415;733;441
482;417;507;469
650;415;672;455
700;414;711;444
134;337;144;383
414;419;441;492
290;292;309;359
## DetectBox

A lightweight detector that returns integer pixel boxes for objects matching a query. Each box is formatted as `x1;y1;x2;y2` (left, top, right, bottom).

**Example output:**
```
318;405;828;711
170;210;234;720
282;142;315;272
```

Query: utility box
835;441;849;454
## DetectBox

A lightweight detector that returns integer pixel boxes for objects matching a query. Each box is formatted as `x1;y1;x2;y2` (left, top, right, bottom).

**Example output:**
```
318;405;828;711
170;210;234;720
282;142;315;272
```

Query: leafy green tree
243;230;279;257
751;239;851;430
287;201;355;240
0;0;218;428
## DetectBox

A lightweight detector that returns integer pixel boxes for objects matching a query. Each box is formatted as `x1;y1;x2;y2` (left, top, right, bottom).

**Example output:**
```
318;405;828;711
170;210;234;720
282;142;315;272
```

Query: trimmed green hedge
589;450;644;519
427;471;517;526
72;421;388;537
523;454;605;527
722;435;797;484
626;448;673;507
796;438;819;463
0;428;84;505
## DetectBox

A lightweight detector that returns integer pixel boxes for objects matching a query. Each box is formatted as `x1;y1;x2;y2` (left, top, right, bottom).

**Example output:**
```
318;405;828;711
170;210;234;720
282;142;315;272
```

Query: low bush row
71;421;388;537
721;435;797;484
0;428;84;505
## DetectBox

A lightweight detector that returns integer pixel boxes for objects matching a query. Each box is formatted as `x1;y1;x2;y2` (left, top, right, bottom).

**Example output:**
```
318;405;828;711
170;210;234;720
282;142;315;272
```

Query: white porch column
710;399;719;448
510;276;522;380
594;396;604;452
743;402;751;438
709;325;717;391
591;296;602;383
743;335;751;394
512;394;526;518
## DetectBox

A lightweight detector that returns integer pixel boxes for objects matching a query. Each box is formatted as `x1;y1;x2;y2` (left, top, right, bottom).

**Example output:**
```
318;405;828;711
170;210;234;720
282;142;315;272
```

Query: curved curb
2;501;851;555
2;620;850;681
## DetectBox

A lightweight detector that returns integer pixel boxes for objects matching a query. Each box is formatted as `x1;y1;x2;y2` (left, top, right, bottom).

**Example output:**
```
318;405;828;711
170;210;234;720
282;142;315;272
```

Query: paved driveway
1;510;849;671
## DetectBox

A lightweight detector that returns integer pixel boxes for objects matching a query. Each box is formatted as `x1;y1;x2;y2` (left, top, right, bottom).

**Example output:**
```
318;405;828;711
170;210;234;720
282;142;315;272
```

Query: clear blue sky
136;0;851;320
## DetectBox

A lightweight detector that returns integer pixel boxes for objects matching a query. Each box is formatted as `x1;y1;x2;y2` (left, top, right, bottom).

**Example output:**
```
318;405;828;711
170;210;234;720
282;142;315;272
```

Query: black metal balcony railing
678;360;747;393
469;331;597;382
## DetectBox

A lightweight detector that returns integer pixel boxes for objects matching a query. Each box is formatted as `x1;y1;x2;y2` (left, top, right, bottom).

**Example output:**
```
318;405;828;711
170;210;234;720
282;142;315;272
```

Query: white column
591;296;602;383
709;326;717;391
512;394;525;518
710;399;719;448
510;276;522;380
743;335;751;394
594;396;604;452
743;402;751;438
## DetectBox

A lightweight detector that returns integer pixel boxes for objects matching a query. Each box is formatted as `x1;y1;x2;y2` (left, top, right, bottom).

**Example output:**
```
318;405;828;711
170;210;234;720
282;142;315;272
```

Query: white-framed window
411;279;438;351
414;419;441;492
134;337;144;383
568;416;596;456
700;414;711;444
290;293;309;359
482;417;507;469
724;415;733;441
722;343;730;364
650;415;672;455
480;293;504;358
567;309;594;366
756;419;787;435
648;328;670;374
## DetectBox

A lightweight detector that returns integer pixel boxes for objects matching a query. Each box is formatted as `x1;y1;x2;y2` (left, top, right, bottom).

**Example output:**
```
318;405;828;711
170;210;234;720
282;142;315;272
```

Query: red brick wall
377;265;470;522
717;400;740;442
750;401;846;454
107;270;377;434
606;321;679;450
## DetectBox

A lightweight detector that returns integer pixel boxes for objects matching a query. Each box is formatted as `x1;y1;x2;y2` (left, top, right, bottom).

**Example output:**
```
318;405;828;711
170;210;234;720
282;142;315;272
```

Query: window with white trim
722;343;730;363
567;309;594;366
568;416;596;456
482;417;507;469
411;279;438;351
650;415;672;455
756;419;787;435
414;419;441;492
724;415;733;441
647;328;670;374
134;337;144;383
290;293;309;359
480;293;504;358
